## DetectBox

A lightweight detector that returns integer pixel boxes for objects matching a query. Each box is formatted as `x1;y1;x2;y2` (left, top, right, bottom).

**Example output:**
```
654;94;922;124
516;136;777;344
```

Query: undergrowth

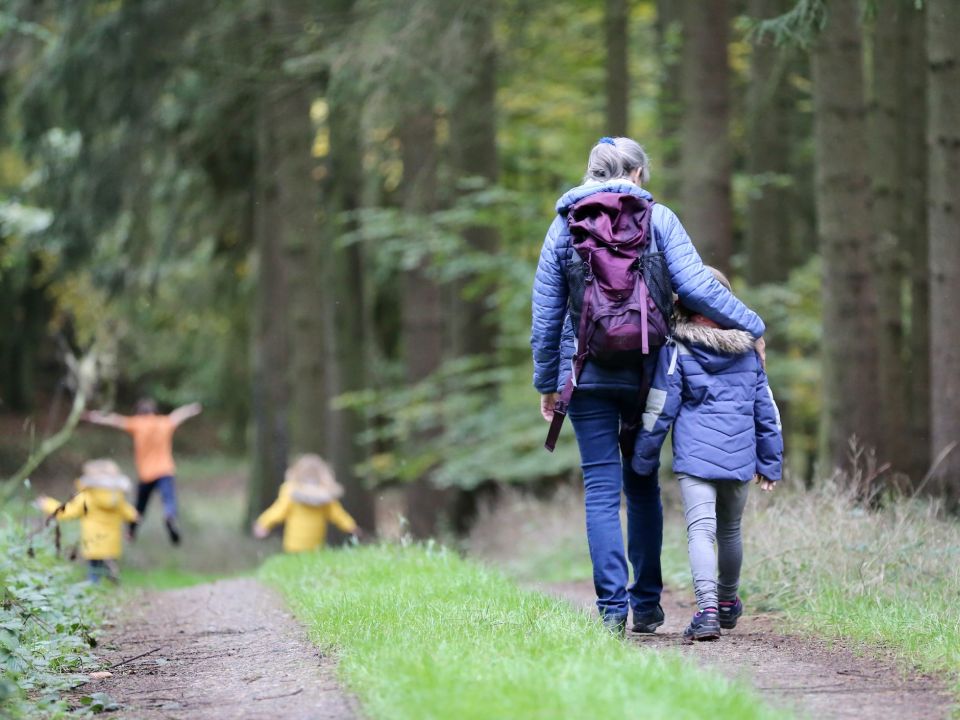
0;511;105;718
263;544;786;720
731;483;960;693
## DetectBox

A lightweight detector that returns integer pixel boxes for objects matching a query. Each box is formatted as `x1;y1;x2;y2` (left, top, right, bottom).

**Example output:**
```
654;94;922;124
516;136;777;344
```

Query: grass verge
727;484;960;695
262;544;785;720
470;482;960;698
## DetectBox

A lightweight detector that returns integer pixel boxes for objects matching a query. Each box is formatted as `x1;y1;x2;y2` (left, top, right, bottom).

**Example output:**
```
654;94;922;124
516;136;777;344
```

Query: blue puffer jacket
631;315;784;482
531;181;766;394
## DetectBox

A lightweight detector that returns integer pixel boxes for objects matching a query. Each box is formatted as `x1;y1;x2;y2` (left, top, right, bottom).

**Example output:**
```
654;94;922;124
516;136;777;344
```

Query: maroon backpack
544;192;671;452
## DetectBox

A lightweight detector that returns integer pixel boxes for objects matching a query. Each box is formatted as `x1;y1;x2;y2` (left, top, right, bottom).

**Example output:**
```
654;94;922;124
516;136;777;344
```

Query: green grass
262;544;785;720
120;566;231;589
724;484;960;695
473;482;960;700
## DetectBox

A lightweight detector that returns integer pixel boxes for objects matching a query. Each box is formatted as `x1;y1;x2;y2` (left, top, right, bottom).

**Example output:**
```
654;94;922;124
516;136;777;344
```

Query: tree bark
247;74;291;522
449;3;500;359
655;0;683;202
811;1;883;476
679;0;733;272
926;0;960;503
869;0;910;473
324;72;377;532
605;0;630;136
745;0;794;285
903;4;929;484
400;105;448;538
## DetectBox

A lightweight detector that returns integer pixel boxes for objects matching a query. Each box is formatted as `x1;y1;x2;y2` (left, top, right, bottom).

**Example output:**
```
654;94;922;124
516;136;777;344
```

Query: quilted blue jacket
630;316;783;482
530;181;766;394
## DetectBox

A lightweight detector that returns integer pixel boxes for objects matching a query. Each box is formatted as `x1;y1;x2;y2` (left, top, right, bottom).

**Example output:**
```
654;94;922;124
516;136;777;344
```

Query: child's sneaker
682;609;721;643
631;604;665;634
718;597;743;629
165;517;182;546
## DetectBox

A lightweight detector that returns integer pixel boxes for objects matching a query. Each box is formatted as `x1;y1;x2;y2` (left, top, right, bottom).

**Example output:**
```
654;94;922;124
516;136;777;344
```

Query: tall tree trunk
679;0;733;272
812;1;883;477
400;105;448;538
449;3;500;359
324;74;377;532
247;80;291;522
278;87;325;457
869;0;910;474
745;0;794;285
926;0;960;504
605;0;630;136
903;5;929;484
655;0;683;202
255;3;327;460
446;3;500;534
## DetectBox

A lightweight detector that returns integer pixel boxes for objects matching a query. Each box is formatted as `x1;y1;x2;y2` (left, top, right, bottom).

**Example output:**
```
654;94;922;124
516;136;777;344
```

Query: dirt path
79;578;359;720
545;581;953;720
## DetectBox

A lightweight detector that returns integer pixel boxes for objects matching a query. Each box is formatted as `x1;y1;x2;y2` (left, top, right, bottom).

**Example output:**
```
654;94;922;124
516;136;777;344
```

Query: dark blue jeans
569;389;663;619
135;475;178;520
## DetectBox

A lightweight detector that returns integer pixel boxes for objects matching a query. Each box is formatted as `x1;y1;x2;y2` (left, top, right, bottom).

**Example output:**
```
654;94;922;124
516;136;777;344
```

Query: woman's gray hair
583;137;651;185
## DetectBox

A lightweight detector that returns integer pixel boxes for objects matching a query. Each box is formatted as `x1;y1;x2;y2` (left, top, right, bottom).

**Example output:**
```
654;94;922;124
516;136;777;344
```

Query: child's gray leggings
678;475;750;611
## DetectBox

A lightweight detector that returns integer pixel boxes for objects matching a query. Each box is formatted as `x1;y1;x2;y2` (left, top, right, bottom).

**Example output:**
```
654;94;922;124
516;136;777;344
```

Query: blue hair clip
598;136;616;146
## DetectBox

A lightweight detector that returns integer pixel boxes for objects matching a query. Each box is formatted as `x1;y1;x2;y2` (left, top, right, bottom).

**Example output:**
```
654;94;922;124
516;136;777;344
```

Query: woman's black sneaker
718;597;743;629
632;604;665;634
682;609;721;643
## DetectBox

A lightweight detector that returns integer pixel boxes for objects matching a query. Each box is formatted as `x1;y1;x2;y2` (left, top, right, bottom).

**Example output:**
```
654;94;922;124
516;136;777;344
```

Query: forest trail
79;578;359;720
545;581;953;720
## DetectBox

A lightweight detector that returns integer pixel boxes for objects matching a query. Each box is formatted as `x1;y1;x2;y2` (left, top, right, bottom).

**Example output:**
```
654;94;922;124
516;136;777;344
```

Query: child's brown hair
678;266;732;316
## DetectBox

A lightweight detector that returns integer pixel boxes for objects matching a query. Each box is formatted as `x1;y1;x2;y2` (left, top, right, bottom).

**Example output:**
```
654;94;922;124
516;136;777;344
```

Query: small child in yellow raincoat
253;454;360;552
37;459;140;583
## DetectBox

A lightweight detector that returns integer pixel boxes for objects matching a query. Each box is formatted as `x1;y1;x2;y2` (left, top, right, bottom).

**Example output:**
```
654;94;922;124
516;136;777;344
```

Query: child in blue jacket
631;267;783;642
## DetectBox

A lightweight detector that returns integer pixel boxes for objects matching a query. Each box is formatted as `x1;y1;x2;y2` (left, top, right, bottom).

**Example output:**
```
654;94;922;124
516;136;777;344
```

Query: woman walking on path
83;398;202;545
530;137;766;635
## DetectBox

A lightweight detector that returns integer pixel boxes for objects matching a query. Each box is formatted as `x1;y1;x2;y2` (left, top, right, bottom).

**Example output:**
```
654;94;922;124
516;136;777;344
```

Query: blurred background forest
0;0;957;536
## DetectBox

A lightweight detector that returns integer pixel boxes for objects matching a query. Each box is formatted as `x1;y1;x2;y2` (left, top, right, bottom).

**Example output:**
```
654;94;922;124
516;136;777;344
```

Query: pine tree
811;0;883;476
926;0;960;503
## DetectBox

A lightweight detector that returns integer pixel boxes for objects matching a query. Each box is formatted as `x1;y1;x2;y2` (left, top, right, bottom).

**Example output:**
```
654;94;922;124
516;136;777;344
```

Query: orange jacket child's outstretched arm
81;410;130;431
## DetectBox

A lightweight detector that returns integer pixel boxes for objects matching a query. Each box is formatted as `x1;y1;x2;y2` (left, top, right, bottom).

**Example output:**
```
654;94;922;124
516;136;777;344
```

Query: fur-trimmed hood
77;459;132;493
285;454;343;507
672;313;756;373
672;314;755;354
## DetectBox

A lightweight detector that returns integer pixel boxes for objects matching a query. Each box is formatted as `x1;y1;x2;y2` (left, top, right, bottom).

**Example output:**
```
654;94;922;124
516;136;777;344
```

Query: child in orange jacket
253;454;360;552
37;459;140;583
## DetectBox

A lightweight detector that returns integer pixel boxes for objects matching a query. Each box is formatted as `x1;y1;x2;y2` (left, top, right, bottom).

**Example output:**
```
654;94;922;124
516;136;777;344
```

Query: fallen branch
106;646;164;671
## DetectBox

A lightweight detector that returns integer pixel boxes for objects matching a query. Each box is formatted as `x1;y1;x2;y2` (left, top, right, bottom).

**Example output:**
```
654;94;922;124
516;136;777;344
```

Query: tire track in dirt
544;581;953;720
78;578;359;719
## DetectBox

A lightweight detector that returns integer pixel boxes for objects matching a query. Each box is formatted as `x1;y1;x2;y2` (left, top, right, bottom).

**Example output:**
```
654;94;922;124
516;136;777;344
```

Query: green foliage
343;358;581;489
750;0;828;48
0;514;101;718
737;257;823;476
263;544;787;720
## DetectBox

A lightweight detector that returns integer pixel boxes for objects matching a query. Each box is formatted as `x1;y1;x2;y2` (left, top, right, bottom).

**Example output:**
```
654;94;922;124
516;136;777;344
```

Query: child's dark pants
130;476;179;543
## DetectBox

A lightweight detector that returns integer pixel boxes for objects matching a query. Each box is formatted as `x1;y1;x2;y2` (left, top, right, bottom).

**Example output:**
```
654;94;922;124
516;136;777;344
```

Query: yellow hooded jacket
41;484;138;561
256;481;357;553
